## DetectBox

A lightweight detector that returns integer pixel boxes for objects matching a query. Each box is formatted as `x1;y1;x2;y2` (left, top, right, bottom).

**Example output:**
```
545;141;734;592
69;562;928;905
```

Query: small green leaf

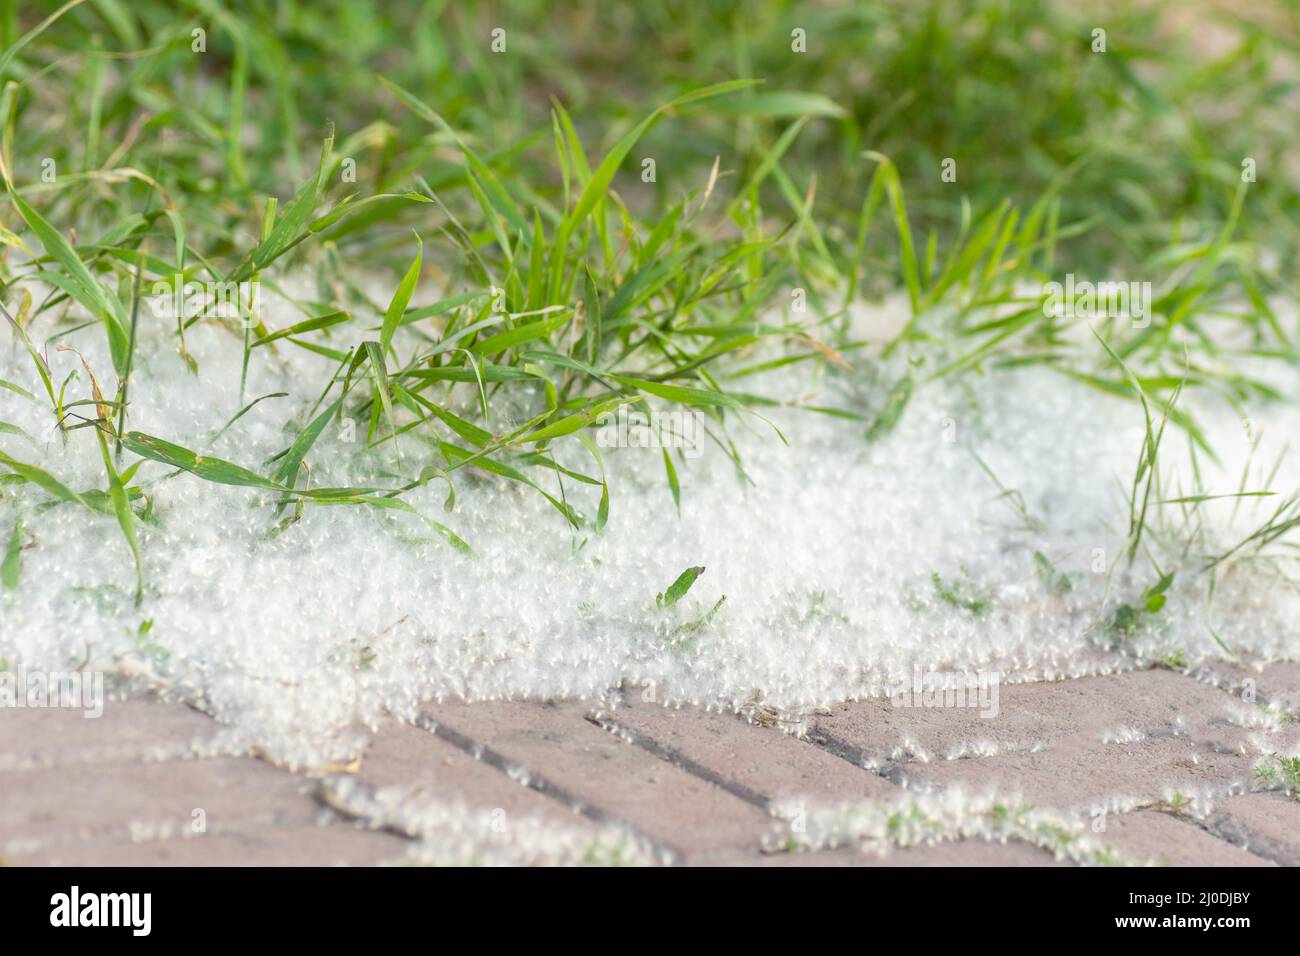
95;426;143;605
0;450;94;509
516;397;625;444
595;480;609;531
470;310;569;356
1033;551;1073;595
710;91;847;119
0;420;33;442
271;399;341;488
866;376;913;443
0;378;36;401
2;519;22;590
662;448;680;514
380;234;423;355
252;311;349;348
657;565;705;608
8;190;130;373
122;432;283;491
608;374;745;411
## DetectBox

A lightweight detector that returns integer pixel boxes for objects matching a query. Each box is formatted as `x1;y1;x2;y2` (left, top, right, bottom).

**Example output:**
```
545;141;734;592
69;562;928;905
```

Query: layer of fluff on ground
2;282;1298;765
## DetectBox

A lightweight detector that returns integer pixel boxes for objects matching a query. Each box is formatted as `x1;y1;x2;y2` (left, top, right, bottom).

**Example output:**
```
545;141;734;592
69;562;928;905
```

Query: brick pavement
2;664;1297;866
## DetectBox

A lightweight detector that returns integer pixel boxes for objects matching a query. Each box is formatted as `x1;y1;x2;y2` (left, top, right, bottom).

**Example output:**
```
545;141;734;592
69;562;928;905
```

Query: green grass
1254;755;1300;797
0;0;1298;619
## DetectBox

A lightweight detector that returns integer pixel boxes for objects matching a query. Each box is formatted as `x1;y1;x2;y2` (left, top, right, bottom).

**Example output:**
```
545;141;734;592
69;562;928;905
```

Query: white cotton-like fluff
766;788;1139;865
319;775;657;866
2;280;1298;766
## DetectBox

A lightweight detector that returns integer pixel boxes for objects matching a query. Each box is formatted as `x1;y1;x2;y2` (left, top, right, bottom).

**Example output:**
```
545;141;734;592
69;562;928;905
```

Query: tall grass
0;0;1297;614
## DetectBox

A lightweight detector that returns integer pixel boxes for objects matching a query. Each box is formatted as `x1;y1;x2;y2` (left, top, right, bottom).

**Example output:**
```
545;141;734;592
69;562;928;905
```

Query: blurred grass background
2;0;1299;588
4;0;1298;277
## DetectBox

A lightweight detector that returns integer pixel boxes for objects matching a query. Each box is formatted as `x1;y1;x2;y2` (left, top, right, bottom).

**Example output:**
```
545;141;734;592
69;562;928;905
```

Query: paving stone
858;838;1071;866
813;669;1250;769
8;683;1294;867
1;757;321;854
5;822;409;866
421;699;775;862
1244;723;1300;760
356;720;591;826
1191;660;1300;715
710;840;1068;867
590;692;901;805
0;697;230;769
1203;792;1300;866
896;736;1255;813
1097;809;1275;867
1254;662;1300;713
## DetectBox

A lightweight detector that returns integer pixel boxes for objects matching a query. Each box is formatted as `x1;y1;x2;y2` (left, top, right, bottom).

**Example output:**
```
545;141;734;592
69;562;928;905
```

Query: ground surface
2;663;1298;866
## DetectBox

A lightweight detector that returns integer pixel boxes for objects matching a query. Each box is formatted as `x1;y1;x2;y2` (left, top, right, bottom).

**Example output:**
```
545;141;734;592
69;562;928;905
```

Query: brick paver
810;669;1259;770
1192;660;1300;714
711;839;1067;866
1202;792;1300;866
2;756;323;855
354;720;591;827
2;665;1295;866
420;699;776;862
10;822;410;866
591;687;900;804
894;735;1256;812
1095;809;1275;866
0;696;234;770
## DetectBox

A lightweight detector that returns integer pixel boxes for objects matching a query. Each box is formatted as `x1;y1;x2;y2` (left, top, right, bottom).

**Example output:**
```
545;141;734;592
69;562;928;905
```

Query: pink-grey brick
895;735;1255;812
1097;809;1275;866
591;691;900;804
1204;792;1300;865
711;839;1066;867
813;669;1252;770
0;696;229;770
1192;660;1300;715
1;756;321;853
355;719;594;827
7;821;409;866
422;699;775;862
